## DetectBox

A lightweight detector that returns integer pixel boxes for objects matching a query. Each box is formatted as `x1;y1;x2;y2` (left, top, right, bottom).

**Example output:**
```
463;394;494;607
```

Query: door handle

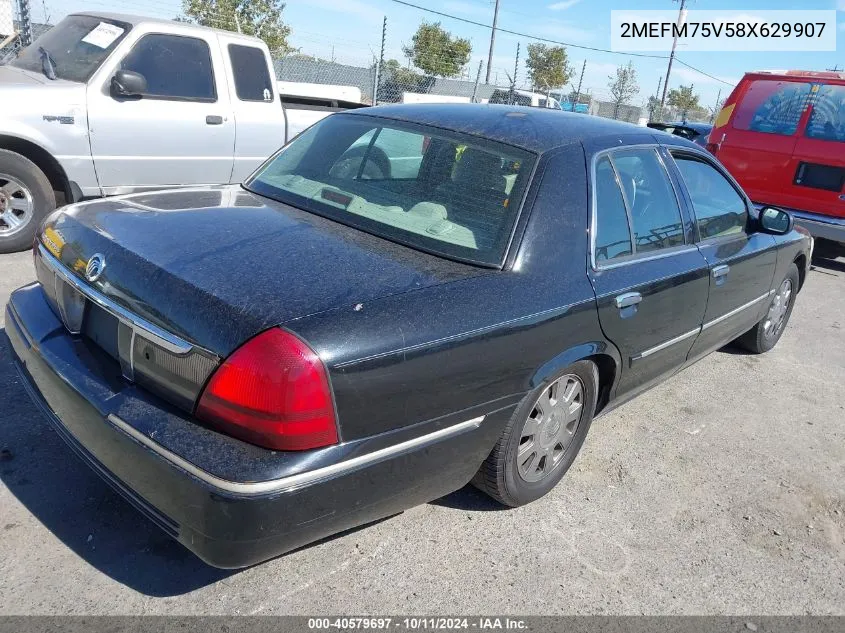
712;265;730;286
615;292;642;309
206;115;224;125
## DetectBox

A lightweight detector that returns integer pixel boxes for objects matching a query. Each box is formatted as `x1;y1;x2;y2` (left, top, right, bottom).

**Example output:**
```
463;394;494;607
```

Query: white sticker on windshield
81;22;124;49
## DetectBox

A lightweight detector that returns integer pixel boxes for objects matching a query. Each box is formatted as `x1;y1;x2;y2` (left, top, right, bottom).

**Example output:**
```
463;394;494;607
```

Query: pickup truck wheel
735;263;799;354
472;360;598;507
0;150;56;254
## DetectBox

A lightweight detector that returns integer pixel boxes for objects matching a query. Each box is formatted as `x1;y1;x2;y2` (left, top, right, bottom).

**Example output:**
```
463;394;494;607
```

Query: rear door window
732;80;812;136
228;44;274;102
610;149;685;253
593;156;633;263
805;84;845;143
673;155;749;240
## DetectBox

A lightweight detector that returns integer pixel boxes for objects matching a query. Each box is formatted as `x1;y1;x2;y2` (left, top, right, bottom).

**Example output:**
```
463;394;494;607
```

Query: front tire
0;150;56;254
472;360;598;507
735;263;800;354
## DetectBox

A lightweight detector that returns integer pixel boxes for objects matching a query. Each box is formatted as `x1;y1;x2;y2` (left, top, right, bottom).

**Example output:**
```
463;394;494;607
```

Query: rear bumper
5;284;503;568
789;210;845;245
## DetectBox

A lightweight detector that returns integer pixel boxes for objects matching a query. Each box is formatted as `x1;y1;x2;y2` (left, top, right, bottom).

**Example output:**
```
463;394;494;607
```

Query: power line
673;58;735;87
388;0;669;59
387;0;737;88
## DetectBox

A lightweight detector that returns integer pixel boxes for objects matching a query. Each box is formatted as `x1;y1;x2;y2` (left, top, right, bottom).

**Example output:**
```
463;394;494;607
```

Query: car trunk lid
40;185;483;358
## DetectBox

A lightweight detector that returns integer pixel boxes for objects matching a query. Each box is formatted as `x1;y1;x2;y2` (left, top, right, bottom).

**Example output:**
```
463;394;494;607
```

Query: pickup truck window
245;114;536;267
228;44;274;102
120;34;216;102
10;15;131;82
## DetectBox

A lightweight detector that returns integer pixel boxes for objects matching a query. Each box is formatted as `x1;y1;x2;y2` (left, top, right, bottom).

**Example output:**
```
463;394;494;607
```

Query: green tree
667;84;701;121
608;62;639;119
180;0;294;56
402;21;471;78
525;43;573;91
646;95;663;122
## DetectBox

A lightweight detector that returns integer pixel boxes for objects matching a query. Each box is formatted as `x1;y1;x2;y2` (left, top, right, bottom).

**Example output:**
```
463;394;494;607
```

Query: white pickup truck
0;12;365;252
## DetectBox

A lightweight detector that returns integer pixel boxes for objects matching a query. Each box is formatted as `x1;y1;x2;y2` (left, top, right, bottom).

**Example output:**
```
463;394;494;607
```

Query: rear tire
0;150;56;254
472;360;598;507
735;263;800;354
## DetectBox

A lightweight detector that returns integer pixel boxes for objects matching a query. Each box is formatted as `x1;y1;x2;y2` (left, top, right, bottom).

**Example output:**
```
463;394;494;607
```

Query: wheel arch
528;341;622;416
793;252;807;291
0;135;71;200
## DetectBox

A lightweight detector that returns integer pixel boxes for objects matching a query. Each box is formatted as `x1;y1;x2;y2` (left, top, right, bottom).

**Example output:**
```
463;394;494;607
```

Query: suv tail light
196;328;338;451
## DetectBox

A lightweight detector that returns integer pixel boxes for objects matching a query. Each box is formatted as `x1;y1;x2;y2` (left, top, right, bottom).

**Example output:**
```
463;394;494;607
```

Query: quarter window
805;84;845;143
228;44;274;102
594;157;633;262
673;156;748;240
120;34;216;101
732;80;811;136
610;149;685;253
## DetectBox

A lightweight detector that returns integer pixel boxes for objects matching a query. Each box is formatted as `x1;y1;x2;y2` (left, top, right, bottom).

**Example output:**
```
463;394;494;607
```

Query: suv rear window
733;80;812;136
806;84;845;143
245;114;535;266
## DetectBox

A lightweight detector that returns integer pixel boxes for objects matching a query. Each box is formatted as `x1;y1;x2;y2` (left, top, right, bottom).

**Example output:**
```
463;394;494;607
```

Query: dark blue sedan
5;105;811;568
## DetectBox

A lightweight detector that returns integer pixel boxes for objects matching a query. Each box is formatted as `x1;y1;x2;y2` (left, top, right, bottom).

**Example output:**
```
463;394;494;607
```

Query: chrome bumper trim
38;244;205;356
106;413;486;497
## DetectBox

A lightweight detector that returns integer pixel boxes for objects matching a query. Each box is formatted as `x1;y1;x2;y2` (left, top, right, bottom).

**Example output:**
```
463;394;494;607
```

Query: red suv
707;70;845;258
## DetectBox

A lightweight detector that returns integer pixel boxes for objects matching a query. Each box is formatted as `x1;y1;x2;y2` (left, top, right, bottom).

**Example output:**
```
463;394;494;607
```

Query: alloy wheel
763;278;793;340
517;374;584;483
0;174;34;237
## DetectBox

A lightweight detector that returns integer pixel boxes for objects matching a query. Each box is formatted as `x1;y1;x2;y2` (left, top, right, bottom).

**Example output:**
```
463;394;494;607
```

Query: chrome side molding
106;413;486;496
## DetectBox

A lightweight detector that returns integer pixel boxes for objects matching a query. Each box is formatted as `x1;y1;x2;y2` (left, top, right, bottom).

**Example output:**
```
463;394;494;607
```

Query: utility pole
373;16;386;106
471;59;483;103
572;59;586;112
512;42;519;90
17;0;32;45
485;0;500;84
660;0;687;110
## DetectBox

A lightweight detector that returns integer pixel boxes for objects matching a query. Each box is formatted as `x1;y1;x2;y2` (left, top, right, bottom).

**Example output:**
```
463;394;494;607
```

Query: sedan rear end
5;111;537;567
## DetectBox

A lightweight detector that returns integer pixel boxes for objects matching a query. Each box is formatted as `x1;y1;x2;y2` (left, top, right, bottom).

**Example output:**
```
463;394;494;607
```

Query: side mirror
110;70;147;98
759;206;793;235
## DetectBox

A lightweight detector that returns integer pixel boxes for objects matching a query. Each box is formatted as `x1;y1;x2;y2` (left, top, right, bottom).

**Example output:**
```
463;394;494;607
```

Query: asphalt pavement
1;250;844;614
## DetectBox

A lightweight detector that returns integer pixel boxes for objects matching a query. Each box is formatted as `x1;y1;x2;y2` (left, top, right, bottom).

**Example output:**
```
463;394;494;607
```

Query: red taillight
196;328;338;451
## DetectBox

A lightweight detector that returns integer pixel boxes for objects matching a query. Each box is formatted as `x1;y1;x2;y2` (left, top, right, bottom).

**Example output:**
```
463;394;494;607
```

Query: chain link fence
0;0;21;64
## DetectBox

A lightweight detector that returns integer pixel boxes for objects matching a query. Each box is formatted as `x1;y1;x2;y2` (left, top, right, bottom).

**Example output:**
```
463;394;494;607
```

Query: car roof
347;103;655;153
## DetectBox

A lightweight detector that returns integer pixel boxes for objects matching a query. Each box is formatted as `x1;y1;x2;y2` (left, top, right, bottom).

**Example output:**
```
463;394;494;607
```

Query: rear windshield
732;79;812;136
245;114;536;266
806;84;845;143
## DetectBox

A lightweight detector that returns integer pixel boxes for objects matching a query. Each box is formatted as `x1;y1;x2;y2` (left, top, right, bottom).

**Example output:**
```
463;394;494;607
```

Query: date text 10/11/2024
307;618;529;630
